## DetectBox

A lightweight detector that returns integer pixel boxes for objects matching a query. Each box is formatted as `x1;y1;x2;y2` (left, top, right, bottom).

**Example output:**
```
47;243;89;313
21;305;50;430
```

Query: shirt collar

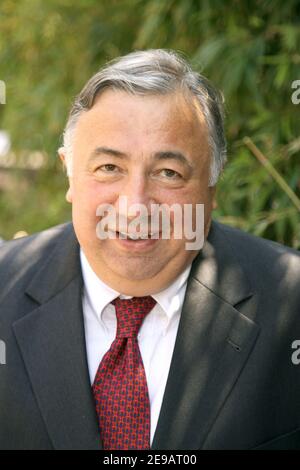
151;264;192;322
80;248;192;324
80;249;120;318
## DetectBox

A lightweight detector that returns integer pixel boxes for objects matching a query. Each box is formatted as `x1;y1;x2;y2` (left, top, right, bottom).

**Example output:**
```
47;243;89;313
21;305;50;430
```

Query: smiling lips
106;230;162;251
115;230;160;240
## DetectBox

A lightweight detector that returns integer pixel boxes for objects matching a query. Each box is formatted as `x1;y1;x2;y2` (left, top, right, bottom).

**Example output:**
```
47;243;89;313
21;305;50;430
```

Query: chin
114;263;161;281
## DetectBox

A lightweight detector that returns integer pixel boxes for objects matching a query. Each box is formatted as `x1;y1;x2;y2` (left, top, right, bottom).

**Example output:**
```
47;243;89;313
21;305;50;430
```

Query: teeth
118;231;156;240
118;231;138;239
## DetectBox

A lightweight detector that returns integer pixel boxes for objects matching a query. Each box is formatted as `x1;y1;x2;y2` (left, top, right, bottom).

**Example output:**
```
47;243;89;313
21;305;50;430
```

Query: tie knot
112;296;156;338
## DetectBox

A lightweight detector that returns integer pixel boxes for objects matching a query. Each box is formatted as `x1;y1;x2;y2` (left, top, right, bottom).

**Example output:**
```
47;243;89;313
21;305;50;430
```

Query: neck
83;251;198;296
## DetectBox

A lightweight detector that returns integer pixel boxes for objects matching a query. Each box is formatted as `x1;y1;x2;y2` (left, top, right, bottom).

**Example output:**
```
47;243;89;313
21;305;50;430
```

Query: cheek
71;183;109;244
159;187;209;208
73;178;117;213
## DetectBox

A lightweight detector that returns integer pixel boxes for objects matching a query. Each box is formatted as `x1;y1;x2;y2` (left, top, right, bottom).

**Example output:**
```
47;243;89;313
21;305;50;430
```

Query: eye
159;168;182;179
98;164;119;173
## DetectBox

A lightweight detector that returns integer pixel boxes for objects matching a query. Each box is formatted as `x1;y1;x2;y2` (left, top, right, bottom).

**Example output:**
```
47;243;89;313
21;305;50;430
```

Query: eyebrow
88;146;194;171
153;151;194;171
88;146;127;161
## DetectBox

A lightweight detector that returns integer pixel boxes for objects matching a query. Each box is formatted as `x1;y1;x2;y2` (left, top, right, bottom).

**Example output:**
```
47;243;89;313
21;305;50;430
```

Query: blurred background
0;0;299;248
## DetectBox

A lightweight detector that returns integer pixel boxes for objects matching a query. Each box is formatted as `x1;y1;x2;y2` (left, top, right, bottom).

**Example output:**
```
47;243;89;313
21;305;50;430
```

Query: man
0;49;300;450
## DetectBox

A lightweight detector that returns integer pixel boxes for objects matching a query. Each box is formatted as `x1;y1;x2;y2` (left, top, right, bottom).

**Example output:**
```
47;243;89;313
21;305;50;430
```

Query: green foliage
0;0;299;247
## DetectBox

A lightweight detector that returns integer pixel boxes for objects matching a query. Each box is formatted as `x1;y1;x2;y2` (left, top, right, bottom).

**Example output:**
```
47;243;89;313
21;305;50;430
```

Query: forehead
73;89;208;154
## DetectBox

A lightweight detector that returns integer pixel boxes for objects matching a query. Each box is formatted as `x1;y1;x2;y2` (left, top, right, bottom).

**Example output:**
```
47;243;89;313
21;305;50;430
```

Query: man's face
62;89;215;295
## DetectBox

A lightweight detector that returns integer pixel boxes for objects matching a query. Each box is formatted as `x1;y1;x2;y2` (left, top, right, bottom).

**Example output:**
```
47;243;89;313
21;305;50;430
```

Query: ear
58;147;73;203
209;186;218;210
65;186;73;203
58;146;68;172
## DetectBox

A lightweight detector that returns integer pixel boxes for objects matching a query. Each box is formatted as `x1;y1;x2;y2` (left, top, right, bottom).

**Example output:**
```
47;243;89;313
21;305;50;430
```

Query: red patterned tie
92;296;156;450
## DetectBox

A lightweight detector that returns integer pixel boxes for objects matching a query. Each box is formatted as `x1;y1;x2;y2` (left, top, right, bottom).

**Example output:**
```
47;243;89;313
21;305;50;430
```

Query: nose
116;171;154;219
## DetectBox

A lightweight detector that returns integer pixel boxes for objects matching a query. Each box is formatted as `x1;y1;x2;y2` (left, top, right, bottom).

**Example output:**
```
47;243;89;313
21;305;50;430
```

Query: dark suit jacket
0;220;300;450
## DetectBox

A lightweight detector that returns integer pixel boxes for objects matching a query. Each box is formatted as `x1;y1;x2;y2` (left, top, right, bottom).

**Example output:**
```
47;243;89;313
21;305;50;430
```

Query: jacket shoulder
212;220;300;280
0;222;74;298
215;220;299;254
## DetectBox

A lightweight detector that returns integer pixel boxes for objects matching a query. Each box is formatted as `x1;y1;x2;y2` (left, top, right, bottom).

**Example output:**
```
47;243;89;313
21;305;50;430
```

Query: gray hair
62;49;226;186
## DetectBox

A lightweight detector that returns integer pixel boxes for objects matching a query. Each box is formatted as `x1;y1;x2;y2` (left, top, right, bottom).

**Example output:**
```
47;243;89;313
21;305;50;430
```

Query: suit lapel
12;225;101;450
151;222;260;449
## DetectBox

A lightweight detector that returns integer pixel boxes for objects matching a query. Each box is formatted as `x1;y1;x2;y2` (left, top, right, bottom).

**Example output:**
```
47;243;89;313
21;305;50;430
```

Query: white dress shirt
80;249;192;445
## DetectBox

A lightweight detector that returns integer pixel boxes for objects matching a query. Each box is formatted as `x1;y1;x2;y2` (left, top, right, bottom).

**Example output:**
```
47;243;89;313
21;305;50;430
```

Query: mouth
115;231;160;240
107;230;161;251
